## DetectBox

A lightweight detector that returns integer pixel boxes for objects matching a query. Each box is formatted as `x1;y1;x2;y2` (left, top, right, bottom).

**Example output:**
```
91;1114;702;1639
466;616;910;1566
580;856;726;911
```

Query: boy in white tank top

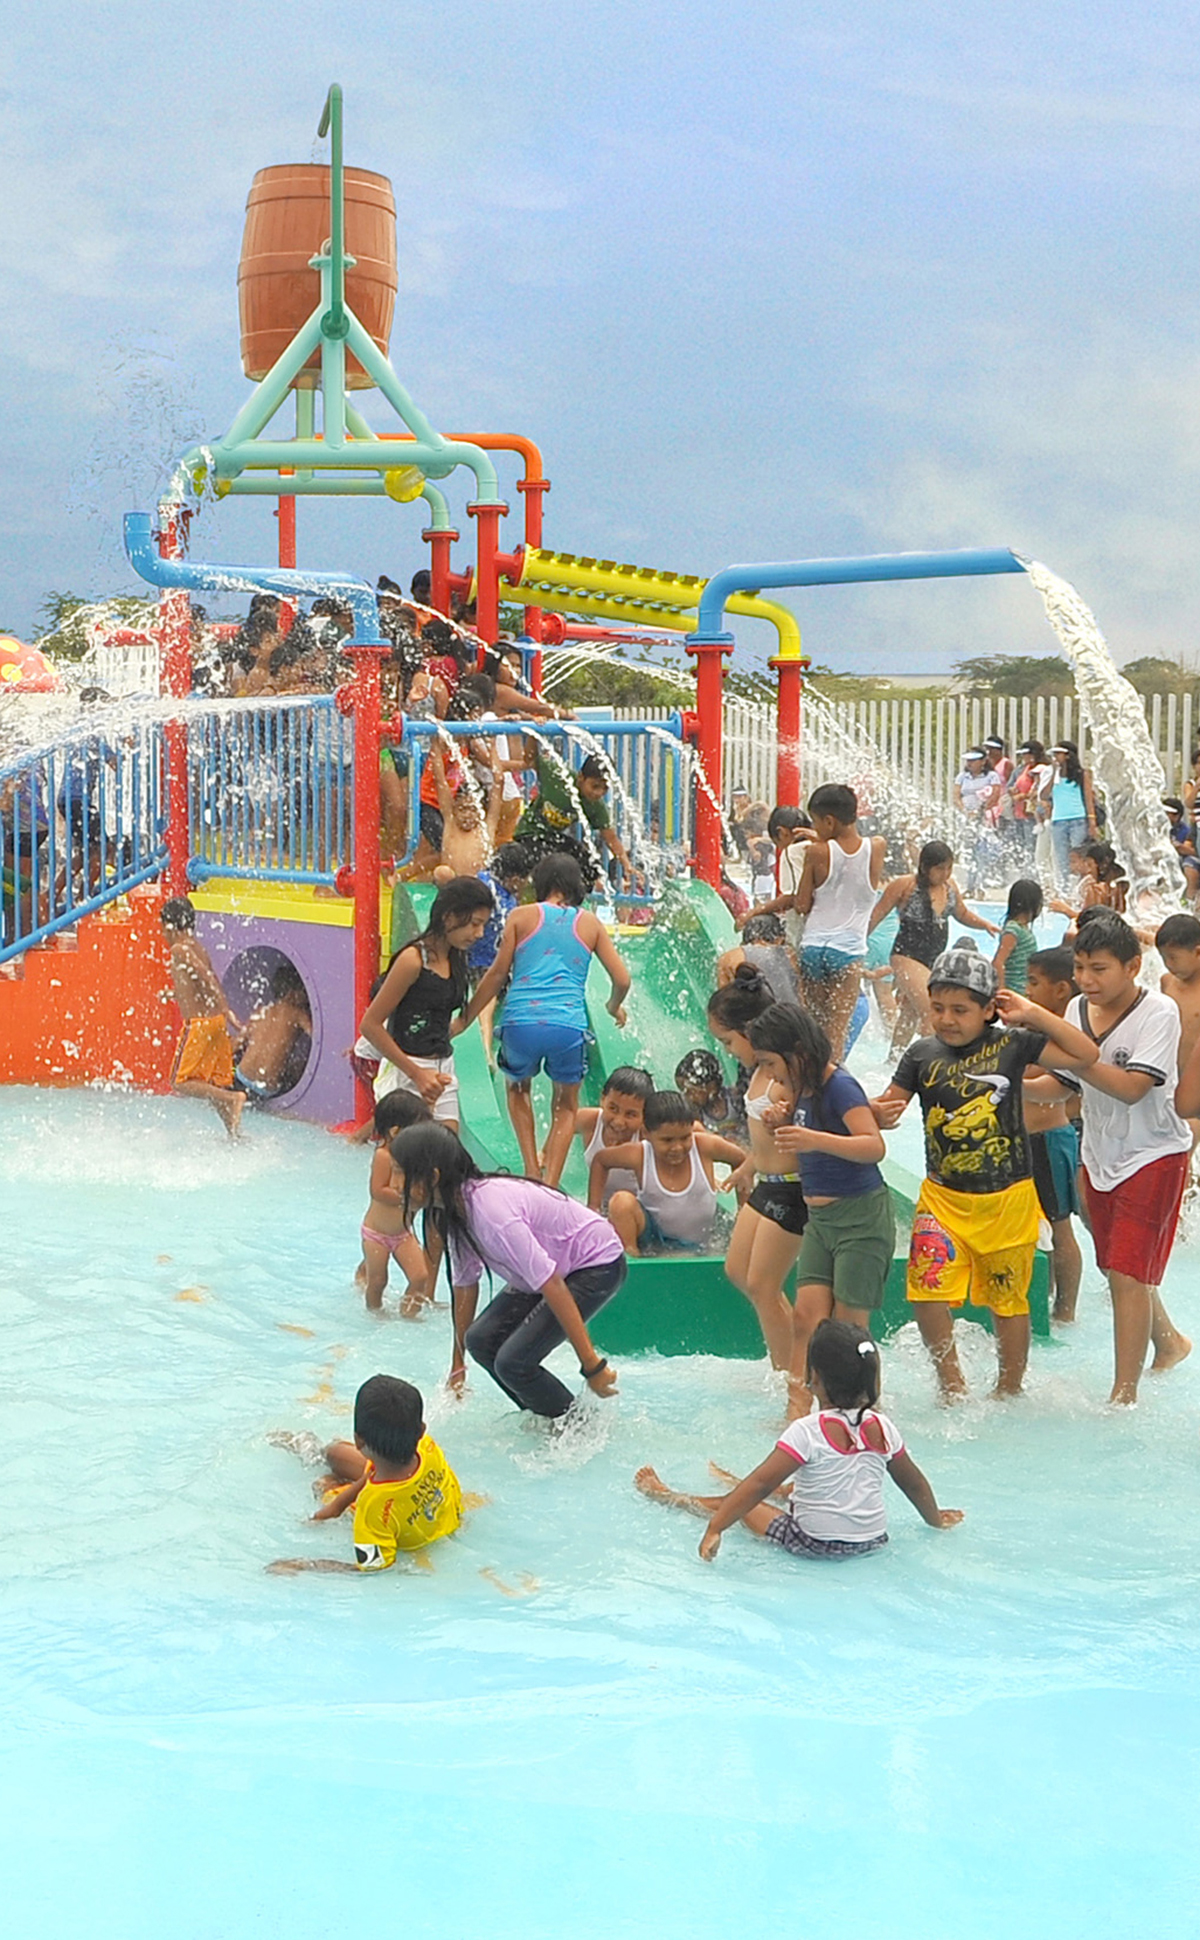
588;1089;747;1253
573;1065;654;1209
793;783;886;1059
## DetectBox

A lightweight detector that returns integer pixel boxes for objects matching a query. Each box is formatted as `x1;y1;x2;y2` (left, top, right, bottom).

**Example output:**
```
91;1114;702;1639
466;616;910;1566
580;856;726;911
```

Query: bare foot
991;1381;1025;1401
634;1465;675;1503
354;1262;366;1286
1109;1383;1140;1406
1150;1332;1192;1373
1052;1303;1077;1324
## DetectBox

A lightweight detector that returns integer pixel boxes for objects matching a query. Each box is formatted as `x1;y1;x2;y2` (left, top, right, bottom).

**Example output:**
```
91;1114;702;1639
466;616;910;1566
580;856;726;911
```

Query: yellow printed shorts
172;1015;236;1090
906;1177;1039;1318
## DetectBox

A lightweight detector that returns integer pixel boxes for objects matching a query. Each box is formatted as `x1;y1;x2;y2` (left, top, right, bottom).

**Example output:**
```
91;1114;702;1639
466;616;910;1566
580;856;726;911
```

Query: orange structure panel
0;886;178;1092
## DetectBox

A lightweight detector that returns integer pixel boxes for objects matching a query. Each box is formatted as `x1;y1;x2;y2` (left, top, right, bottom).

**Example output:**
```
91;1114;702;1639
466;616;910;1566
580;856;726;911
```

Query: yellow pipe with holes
496;548;804;660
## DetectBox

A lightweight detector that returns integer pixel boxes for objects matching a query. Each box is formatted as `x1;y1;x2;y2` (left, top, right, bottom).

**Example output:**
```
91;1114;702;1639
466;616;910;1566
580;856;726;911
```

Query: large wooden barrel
238;164;397;389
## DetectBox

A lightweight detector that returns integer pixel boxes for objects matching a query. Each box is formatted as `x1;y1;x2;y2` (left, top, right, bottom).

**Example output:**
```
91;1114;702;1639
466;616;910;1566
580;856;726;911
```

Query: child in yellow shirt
269;1376;463;1574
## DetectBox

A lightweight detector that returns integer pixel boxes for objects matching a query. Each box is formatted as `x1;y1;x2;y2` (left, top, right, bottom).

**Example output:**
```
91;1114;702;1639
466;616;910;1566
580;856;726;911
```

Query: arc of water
519;724;606;881
1021;560;1186;915
556;719;660;891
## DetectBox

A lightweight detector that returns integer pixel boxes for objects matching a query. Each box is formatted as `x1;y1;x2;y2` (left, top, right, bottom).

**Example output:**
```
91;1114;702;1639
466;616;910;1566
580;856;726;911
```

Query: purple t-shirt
450;1177;624;1291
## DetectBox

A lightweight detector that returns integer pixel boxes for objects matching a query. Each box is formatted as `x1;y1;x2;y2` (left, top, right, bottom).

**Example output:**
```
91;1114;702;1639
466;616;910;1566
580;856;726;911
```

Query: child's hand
772;1123;815;1153
607;999;627;1028
698;1527;722;1562
937;1508;964;1526
586;1361;619;1398
413;1066;451;1104
759;1100;789;1130
447;1357;468;1398
994;989;1035;1026
265;1558;306;1574
871;1094;906;1129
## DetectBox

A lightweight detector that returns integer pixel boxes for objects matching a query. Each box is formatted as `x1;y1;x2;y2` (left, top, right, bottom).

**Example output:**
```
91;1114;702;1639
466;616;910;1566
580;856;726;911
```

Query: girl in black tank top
360;877;495;1121
866;841;999;1052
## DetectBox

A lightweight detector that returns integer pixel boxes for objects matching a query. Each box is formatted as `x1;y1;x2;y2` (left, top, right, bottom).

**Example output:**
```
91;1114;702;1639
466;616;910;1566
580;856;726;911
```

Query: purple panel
195;910;356;1127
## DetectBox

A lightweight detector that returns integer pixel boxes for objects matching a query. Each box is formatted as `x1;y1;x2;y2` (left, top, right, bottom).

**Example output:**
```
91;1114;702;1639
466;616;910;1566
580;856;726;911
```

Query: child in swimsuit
589;1089;745;1255
573;1065;654;1210
160;896;244;1139
635;1320;961;1562
357;1091;435;1315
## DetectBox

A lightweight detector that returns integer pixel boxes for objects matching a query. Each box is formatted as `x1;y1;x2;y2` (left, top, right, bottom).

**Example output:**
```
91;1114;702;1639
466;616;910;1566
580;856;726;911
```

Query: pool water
3;1083;1199;1939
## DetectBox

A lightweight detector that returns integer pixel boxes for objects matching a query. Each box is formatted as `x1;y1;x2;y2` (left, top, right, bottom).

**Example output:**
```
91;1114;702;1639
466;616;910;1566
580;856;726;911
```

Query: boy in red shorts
1067;913;1192;1403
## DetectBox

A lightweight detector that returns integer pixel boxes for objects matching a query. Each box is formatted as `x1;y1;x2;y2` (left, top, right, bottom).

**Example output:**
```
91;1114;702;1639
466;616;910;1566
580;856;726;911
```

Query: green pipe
226;476;388;495
213;310;325;454
421;482;452;530
213;438;444;474
317;84;347;343
295;389;315;482
342;315;503;502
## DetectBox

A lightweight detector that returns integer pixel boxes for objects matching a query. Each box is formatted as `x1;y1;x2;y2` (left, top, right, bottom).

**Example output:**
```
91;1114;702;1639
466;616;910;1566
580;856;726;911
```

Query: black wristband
579;1357;608;1380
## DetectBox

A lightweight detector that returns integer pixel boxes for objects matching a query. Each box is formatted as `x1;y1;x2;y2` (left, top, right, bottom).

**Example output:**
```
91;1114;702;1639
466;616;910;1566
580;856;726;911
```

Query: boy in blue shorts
458;853;631;1187
872;947;1096;1400
1022;946;1085;1324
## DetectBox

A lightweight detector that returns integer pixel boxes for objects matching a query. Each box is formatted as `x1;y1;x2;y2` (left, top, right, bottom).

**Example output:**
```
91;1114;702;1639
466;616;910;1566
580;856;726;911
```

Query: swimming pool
3;1082;1198;1939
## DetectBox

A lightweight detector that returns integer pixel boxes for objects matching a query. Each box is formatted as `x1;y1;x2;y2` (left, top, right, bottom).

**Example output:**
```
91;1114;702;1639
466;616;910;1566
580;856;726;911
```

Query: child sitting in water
268;1375;464;1575
573;1065;655;1210
357;1092;435;1315
635;1320;961;1562
675;1049;745;1142
589;1088;746;1255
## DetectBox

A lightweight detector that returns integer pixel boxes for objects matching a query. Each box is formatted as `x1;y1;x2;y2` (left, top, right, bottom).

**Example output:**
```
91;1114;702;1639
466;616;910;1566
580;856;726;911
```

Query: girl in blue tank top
748;1003;896;1418
458;853;632;1187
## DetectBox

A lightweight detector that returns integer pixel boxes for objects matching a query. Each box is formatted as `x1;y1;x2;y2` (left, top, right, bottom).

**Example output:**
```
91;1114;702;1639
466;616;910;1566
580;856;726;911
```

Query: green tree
1120;655;1199;699
35;591;158;663
952;653;1073;698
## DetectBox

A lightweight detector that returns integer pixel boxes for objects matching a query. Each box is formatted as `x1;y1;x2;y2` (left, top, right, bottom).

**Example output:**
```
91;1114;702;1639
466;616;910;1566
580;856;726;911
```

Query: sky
3;0;1200;677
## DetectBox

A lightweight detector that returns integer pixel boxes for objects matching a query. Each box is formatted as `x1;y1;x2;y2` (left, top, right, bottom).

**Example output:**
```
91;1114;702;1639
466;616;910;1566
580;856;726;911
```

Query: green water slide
391;882;1047;1355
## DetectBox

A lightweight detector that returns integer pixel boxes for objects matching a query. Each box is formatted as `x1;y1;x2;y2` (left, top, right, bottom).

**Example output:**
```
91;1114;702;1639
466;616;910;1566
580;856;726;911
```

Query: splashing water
540;642;696;702
520;726;605;880
1020;560;1186;916
556;721;658;890
801;686;976;864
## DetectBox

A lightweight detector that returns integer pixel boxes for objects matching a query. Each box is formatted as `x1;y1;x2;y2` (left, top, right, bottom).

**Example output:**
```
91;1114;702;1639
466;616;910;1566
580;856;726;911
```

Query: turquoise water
3;1083;1199;1938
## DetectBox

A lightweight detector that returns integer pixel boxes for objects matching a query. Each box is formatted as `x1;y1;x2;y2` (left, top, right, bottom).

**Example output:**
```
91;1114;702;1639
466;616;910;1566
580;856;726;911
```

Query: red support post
337;644;391;1125
424;526;460;616
467;501;509;646
515;474;550;652
156;507;193;897
683;635;734;889
771;653;804;807
276;490;297;633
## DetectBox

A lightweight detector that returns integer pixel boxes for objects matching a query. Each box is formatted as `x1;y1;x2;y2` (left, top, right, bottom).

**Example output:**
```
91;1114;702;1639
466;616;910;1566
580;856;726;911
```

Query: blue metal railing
188;695;354;884
1;714;168;964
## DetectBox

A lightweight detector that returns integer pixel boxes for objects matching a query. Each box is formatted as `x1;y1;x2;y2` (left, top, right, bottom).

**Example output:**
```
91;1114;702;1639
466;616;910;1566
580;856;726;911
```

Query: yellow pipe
507;548;803;659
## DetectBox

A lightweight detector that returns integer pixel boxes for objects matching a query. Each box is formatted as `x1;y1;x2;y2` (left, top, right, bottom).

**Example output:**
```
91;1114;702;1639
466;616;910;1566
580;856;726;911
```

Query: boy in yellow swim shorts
161;897;244;1138
269;1376;464;1574
872;947;1095;1401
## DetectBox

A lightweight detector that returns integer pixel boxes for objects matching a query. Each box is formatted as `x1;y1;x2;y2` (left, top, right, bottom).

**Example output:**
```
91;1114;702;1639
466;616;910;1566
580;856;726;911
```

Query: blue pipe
123;511;382;643
691;548;1026;642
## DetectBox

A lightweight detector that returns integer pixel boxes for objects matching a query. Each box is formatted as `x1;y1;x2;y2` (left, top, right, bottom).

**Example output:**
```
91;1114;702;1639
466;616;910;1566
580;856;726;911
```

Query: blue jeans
1050;817;1089;880
464;1256;628;1417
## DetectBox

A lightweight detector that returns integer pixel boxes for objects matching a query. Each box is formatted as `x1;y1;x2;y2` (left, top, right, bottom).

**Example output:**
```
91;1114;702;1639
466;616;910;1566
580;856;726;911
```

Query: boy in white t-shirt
1064;914;1192;1404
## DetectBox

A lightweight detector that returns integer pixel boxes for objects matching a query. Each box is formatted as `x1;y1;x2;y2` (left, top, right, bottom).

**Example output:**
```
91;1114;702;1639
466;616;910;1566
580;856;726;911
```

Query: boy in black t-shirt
872;948;1096;1400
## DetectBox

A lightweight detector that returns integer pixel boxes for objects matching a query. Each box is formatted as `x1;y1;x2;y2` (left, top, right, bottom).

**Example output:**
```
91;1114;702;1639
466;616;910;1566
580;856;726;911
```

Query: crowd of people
154;749;1200;1582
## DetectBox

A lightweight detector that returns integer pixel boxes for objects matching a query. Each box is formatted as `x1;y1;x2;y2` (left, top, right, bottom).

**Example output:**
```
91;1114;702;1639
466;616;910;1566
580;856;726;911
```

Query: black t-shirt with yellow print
892;1024;1049;1195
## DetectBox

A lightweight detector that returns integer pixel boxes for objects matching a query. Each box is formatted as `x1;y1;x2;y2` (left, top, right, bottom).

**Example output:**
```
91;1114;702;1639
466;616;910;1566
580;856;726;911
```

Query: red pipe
156;508;193;897
467;501;508;645
772;654;804;806
423;525;460;616
683;637;733;889
276;490;297;632
337;644;391;1124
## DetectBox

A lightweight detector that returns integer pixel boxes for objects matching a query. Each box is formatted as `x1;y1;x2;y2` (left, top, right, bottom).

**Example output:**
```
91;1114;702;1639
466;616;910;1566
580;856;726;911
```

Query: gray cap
928;945;998;1000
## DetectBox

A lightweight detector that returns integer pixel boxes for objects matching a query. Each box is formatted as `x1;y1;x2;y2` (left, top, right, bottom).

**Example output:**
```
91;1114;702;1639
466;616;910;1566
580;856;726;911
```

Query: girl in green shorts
749;1003;896;1418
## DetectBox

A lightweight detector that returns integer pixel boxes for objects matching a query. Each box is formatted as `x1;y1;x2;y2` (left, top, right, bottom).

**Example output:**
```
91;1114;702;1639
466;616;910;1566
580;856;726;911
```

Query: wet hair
742;912;786;945
389;1122;566;1274
603;1065;654;1100
1053;739;1085;786
353;1374;424;1466
806;1319;881;1421
532;853;586;905
389;878;494;1034
446;685;485;721
1027;946;1076;989
160;897;196;932
310;597;353;626
1155;913;1200;951
807;783;857;826
579;754;608;786
1072;911;1140;963
916;840;954;887
492;841;532;881
269;962;310;1007
706;964;774;1033
374;1090;432;1140
643;1089;694;1132
766;805;808;841
457;671;496;708
1072;904;1107;936
1081;840;1121;882
675;1049;723;1090
1005;878;1043;922
747;1001;831;1101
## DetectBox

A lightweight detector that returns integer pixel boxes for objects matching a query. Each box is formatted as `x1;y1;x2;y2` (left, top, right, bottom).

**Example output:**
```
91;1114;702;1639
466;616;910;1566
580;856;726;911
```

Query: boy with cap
871;945;1096;1400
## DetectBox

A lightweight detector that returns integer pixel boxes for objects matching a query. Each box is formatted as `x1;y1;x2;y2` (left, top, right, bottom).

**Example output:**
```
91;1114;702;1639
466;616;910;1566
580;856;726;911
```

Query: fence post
157;506;192;897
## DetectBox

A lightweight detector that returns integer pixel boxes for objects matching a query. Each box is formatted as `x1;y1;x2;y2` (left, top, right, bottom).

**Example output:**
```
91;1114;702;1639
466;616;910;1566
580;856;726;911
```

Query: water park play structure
2;84;1184;1350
